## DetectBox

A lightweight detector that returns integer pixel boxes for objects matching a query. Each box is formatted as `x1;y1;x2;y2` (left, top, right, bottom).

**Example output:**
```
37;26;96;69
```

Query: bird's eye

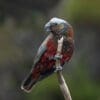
50;23;58;26
55;23;58;25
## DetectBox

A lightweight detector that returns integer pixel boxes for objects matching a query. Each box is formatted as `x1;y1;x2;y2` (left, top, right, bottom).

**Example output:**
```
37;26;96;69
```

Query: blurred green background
0;0;100;100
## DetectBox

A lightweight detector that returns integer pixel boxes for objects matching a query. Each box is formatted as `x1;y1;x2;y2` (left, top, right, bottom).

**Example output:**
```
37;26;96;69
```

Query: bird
21;17;74;93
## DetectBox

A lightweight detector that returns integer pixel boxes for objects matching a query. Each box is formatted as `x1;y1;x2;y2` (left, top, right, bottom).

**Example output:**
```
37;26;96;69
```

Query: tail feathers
21;73;37;93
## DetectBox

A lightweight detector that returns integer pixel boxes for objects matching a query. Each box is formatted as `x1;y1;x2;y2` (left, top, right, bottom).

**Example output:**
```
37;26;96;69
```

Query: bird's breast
40;39;73;63
46;39;57;55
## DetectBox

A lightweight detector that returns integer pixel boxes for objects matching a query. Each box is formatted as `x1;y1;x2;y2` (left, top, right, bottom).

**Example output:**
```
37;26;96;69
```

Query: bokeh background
0;0;100;100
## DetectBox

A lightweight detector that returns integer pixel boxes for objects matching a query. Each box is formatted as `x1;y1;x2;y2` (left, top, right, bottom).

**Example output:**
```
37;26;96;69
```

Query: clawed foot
54;54;63;60
49;55;62;60
54;66;63;72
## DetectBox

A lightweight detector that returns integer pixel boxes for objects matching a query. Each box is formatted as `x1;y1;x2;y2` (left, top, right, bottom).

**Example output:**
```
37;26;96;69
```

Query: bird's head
44;17;69;38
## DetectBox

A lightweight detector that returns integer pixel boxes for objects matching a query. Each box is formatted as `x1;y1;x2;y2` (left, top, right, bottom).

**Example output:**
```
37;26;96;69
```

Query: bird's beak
44;26;50;33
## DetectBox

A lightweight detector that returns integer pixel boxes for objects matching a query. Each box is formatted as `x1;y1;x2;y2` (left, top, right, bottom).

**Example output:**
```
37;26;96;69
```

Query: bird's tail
21;72;37;93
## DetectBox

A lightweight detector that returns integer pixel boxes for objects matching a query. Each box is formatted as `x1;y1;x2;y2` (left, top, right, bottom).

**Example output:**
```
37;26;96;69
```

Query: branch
55;37;72;100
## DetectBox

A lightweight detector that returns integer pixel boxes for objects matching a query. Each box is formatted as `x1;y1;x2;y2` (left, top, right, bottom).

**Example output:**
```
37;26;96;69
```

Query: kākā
21;17;74;92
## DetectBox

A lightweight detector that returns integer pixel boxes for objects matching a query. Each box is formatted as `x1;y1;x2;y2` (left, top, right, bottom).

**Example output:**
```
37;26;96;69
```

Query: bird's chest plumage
41;38;73;65
40;39;57;65
46;39;57;57
33;37;74;76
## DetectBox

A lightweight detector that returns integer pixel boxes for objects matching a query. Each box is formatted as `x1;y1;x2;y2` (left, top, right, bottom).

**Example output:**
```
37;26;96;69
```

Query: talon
54;54;63;60
54;66;63;72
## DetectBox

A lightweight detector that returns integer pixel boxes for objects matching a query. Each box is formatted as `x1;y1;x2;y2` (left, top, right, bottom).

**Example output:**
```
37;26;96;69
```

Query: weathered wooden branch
55;37;72;100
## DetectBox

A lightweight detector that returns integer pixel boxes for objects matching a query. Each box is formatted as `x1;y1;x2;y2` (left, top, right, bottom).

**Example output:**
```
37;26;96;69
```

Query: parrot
21;17;74;93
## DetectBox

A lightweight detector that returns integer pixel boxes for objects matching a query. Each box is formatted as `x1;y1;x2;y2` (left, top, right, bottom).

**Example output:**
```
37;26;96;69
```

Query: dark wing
33;44;47;65
21;34;53;92
33;34;53;66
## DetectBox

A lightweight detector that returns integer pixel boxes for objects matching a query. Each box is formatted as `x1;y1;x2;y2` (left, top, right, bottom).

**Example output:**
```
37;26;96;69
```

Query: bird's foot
54;54;63;60
48;55;62;60
54;66;63;72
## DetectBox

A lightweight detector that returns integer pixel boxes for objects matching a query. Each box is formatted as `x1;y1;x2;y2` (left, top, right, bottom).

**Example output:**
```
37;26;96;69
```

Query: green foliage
68;58;100;100
26;74;64;100
0;25;23;64
61;0;100;24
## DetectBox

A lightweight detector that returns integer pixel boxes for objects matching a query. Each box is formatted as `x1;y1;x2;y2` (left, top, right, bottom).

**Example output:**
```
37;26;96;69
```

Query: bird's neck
67;26;74;39
51;32;62;41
